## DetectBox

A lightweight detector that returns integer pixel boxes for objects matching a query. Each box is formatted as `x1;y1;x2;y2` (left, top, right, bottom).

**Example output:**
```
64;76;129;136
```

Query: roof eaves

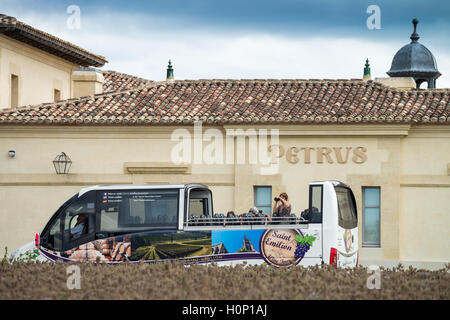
0;14;107;67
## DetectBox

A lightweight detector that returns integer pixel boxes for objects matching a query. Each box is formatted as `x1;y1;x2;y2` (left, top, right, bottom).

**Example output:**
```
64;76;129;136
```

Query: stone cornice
0;124;417;138
224;124;412;136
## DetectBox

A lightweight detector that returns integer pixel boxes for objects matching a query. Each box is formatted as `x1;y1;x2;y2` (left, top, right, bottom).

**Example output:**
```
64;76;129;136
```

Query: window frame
253;185;272;215
64;191;96;251
185;187;213;218
308;184;323;223
54;89;61;102
96;189;180;236
362;186;381;247
336;186;358;229
184;186;215;229
11;74;19;108
41;193;79;240
40;191;97;251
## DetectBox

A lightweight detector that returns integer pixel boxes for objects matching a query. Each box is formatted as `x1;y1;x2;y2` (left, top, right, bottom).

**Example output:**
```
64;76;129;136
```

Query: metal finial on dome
363;58;371;80
166;59;174;81
410;18;420;42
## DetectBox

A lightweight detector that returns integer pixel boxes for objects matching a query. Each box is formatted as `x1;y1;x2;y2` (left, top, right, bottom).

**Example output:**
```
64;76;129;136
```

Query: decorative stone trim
124;162;191;174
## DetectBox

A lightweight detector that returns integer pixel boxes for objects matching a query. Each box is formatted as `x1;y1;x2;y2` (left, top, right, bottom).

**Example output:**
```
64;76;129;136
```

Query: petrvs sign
269;145;367;164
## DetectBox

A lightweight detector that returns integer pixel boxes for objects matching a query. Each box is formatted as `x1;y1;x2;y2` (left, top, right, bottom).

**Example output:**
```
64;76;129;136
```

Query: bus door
301;184;323;262
334;185;358;268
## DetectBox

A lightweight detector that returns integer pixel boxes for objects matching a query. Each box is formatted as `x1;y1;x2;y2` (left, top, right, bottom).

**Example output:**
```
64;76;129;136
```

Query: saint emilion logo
260;229;302;267
260;229;317;267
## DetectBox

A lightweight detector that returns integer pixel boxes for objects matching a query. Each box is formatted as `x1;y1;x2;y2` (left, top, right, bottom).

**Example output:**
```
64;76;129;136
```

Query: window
98;189;179;232
362;187;380;247
42;191;96;251
254;186;272;215
189;198;207;217
11;74;18;108
336;187;357;229
54;89;61;102
188;188;212;218
308;185;323;223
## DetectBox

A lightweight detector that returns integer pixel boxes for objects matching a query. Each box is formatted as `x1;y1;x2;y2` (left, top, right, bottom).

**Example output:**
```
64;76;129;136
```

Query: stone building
0;15;449;269
212;242;228;255
241;235;256;253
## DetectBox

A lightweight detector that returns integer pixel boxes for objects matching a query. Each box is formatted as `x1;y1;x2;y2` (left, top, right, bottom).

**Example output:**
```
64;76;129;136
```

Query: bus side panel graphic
212;229;316;267
131;231;212;261
41;230;212;263
39;228;316;267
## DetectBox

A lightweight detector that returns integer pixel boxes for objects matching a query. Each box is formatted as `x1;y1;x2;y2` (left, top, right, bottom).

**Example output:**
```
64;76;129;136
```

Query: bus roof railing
184;215;309;227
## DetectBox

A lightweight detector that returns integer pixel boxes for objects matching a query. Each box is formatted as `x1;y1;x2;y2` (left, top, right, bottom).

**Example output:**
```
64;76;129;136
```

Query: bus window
308;185;323;223
41;191;96;251
186;188;213;226
335;187;357;229
98;189;179;233
188;189;212;217
189;198;207;217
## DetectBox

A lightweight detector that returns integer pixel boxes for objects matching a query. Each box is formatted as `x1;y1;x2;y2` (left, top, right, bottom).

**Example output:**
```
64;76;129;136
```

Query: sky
1;0;450;87
212;230;263;253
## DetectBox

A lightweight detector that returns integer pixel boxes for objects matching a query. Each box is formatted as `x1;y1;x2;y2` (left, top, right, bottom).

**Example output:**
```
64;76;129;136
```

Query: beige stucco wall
0;35;78;109
0;124;448;269
398;126;450;265
0;185;86;256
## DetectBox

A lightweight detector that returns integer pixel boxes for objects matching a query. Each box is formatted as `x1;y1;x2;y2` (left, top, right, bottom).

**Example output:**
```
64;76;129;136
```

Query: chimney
374;77;416;90
363;59;371;81
72;68;104;98
166;60;174;82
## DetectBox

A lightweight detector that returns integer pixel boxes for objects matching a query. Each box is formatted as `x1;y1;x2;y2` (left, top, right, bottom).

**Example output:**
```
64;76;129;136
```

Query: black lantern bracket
53;152;72;174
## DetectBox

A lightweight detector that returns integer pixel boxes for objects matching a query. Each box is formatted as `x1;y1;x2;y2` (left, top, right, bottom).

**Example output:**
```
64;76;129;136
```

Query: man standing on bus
273;193;292;220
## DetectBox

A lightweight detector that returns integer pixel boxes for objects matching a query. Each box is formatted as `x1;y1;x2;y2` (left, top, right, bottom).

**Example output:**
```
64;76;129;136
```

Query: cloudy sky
2;0;450;87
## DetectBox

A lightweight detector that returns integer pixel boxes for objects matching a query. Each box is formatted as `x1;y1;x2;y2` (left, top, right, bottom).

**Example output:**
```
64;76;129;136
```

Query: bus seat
199;214;210;226
213;213;223;226
189;214;198;226
290;213;296;224
226;215;239;226
300;209;309;221
132;216;141;224
272;212;280;225
255;213;264;225
301;207;321;223
243;213;255;225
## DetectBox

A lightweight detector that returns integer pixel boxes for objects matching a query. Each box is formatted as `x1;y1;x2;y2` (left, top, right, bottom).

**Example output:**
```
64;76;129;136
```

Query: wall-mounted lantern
53;152;72;174
8;150;15;158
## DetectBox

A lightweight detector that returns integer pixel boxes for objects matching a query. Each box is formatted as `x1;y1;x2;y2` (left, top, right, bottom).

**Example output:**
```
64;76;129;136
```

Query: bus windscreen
335;187;357;229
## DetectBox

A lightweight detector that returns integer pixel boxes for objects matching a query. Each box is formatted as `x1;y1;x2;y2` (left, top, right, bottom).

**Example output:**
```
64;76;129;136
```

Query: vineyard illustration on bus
11;181;358;268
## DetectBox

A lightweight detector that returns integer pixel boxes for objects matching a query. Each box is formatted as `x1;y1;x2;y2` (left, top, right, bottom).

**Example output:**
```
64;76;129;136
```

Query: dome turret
387;19;441;88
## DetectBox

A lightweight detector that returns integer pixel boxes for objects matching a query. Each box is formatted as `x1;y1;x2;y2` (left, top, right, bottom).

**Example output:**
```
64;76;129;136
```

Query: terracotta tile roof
0;14;107;67
0;79;449;125
102;70;153;93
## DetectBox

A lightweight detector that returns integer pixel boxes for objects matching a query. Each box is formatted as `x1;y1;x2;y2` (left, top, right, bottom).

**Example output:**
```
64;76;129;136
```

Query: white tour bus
11;180;358;268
